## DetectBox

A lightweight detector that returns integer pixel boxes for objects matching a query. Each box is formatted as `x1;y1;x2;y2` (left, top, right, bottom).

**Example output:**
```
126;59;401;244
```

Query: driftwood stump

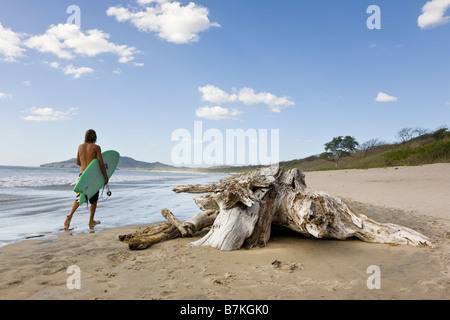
119;167;433;250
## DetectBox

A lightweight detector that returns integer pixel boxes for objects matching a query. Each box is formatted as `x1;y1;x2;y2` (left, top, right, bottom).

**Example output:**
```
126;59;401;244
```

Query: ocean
0;165;225;248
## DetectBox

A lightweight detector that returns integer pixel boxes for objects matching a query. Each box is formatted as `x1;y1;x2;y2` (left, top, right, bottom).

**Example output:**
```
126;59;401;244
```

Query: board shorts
75;173;99;204
76;191;99;204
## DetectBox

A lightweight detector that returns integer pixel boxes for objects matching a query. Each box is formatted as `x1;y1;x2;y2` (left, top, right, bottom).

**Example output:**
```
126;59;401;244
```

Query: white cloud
0;92;13;99
198;85;295;113
0;22;26;62
63;64;94;79
22;80;31;86
199;85;237;104
24;23;139;63
45;61;94;78
21;107;77;122
137;0;158;5
195;106;242;120
49;61;59;69
418;0;450;29
375;92;398;102
238;87;295;112
107;0;220;44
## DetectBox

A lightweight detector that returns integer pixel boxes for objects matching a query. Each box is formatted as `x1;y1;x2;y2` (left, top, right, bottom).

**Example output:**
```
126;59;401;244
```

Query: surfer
64;129;109;230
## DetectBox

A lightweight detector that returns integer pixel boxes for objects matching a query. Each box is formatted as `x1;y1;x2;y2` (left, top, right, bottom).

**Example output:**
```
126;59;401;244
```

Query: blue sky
0;0;449;167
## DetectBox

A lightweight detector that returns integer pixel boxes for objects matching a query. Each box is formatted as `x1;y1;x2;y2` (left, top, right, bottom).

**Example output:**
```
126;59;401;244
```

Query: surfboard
74;150;120;205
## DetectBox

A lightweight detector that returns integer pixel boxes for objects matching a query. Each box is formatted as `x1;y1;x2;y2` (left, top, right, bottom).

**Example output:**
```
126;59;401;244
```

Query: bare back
77;143;102;173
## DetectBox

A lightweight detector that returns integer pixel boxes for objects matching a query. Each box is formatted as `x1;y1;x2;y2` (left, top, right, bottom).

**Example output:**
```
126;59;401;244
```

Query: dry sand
0;164;449;300
306;163;450;220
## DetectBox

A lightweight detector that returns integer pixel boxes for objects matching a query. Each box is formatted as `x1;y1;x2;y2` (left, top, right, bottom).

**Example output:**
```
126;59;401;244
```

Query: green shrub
383;138;450;165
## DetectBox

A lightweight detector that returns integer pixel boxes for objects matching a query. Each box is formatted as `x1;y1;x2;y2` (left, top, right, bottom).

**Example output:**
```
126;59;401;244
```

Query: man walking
64;129;109;230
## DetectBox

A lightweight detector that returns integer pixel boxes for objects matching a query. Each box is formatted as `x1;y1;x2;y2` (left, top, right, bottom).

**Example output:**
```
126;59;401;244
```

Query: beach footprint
271;259;304;273
210;272;236;286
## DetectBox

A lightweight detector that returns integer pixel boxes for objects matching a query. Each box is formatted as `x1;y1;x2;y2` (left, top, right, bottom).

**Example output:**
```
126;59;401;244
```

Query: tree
396;128;414;143
432;127;448;141
320;136;359;167
359;138;385;157
412;127;429;137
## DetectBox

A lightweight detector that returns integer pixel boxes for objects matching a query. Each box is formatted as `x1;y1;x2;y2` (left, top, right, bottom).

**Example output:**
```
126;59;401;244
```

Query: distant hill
40;158;78;168
117;156;178;170
40;156;179;170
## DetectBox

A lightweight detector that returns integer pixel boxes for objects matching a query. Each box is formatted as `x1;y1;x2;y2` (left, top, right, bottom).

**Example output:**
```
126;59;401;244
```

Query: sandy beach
0;164;449;300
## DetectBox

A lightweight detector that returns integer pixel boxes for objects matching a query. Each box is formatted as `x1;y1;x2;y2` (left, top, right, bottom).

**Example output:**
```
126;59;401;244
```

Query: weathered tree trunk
119;208;219;250
119;222;180;250
119;167;433;250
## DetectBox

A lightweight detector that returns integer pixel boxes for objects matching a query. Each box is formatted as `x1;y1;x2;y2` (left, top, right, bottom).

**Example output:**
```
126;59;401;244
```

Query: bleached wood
180;167;433;250
120;167;433;251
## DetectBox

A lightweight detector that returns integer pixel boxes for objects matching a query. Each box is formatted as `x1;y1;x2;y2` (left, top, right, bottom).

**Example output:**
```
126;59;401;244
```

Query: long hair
85;129;97;143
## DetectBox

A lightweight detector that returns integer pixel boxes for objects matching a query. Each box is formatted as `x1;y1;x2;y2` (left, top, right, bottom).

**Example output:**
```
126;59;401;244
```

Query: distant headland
40;156;181;170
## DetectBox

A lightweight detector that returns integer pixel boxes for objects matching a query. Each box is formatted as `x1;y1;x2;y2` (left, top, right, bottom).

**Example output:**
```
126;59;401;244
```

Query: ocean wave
0;169;208;188
0;176;75;188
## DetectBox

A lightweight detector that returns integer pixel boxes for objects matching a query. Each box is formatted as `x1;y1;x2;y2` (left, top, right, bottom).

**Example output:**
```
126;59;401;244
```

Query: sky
0;0;449;167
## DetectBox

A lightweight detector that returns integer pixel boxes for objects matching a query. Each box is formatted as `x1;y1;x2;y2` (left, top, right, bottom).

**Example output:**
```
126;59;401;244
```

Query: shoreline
0;164;449;300
0;168;222;249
